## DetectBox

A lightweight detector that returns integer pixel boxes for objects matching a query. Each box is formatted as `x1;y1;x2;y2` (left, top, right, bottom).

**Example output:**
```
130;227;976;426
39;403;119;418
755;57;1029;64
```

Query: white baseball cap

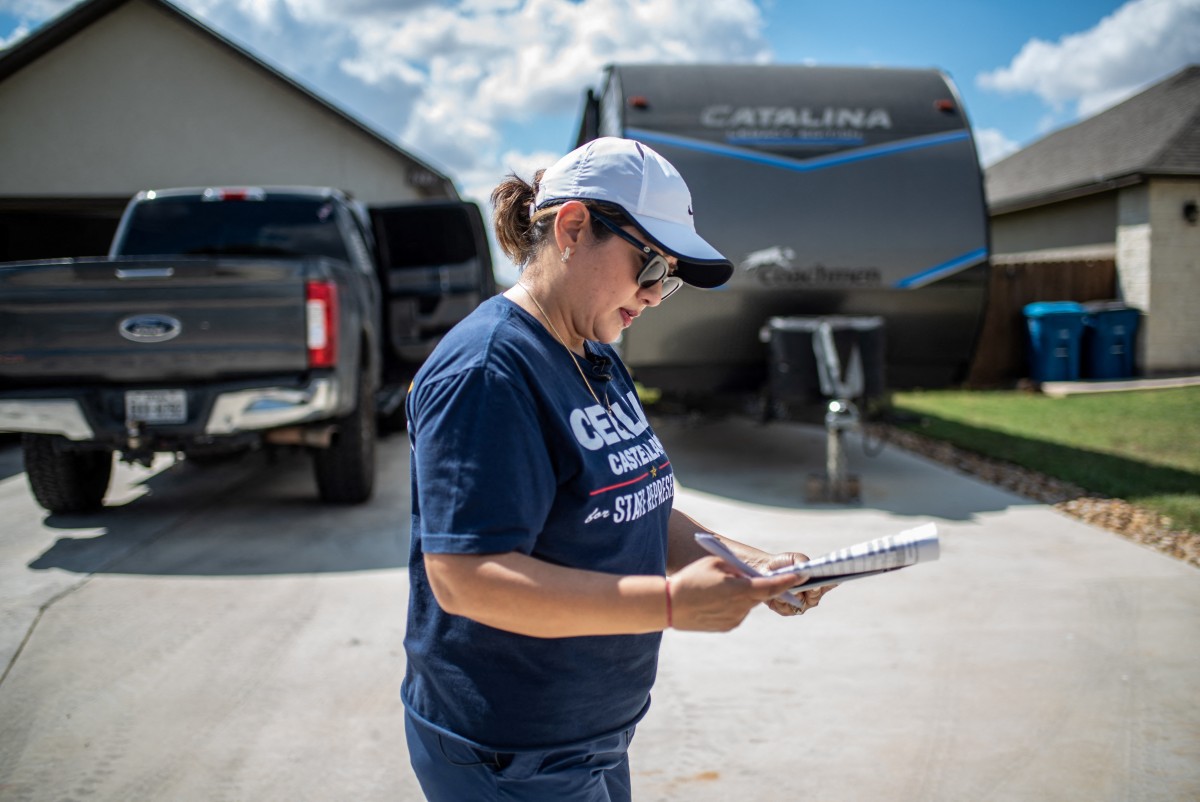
534;137;733;289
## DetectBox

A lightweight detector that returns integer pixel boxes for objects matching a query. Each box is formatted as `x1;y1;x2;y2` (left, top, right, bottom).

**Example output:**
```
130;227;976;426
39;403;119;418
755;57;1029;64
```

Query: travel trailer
574;64;990;415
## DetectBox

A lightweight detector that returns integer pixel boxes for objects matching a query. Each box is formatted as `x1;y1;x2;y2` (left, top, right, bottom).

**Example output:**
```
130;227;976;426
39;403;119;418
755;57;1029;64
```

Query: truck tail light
202;187;266;201
306;280;338;368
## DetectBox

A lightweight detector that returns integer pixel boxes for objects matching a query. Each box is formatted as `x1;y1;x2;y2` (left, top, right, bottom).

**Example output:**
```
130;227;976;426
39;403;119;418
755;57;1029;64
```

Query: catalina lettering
700;105;892;130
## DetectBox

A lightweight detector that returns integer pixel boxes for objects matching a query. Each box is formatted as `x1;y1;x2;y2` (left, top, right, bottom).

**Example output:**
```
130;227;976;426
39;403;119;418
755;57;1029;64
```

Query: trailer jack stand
807;398;861;503
805;318;867;503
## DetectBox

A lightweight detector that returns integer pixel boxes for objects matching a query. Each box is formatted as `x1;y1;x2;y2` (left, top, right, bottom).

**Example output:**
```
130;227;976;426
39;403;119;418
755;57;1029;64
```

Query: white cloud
977;0;1200;118
1035;113;1062;135
234;0;278;26
495;148;563;184
0;21;28;48
332;0;768;170
974;128;1019;167
0;0;77;48
0;0;79;17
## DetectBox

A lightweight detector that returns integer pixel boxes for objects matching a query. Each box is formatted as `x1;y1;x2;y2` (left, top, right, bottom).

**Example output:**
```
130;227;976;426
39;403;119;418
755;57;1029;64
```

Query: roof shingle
985;65;1200;213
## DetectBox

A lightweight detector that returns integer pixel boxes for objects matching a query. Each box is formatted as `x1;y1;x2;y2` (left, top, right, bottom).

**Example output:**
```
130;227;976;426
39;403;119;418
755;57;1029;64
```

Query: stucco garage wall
0;0;443;205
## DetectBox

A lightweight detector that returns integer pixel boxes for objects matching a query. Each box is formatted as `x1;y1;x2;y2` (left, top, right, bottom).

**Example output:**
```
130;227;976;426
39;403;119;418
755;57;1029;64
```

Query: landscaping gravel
876;424;1200;569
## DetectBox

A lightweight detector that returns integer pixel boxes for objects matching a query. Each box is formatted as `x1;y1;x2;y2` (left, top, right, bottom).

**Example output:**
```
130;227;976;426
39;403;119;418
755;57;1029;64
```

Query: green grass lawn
890;386;1200;532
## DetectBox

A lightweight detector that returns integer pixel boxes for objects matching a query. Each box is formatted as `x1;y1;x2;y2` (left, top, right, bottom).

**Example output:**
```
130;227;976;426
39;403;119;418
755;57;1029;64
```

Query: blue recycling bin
1082;301;1141;379
1024;301;1086;382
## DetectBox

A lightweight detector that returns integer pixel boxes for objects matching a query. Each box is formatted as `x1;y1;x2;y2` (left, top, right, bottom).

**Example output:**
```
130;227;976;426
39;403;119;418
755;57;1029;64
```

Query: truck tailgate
0;256;317;384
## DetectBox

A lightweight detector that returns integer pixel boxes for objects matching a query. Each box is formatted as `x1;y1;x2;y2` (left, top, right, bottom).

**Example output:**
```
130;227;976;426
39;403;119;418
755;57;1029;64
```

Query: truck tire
22;434;113;514
313;370;377;504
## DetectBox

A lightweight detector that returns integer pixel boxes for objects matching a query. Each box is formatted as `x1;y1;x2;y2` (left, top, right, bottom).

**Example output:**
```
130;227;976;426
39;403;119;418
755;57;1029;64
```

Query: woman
402;137;831;801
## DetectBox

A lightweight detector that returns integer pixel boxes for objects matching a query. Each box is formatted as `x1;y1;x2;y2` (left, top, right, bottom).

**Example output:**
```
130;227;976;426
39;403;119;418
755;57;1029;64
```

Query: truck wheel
313;371;377;504
22;434;113;514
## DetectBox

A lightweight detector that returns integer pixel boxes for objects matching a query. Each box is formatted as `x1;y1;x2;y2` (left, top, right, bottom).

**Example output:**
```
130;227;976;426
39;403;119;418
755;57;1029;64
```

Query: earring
560;247;572;263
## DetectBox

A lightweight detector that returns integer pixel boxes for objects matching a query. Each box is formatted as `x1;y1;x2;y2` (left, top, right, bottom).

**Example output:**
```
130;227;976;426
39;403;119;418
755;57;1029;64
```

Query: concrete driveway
0;416;1196;801
641;416;1200;802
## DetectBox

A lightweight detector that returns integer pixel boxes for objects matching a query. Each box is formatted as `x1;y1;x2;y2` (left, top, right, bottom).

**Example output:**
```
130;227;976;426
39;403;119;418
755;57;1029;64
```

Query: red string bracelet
664;575;673;629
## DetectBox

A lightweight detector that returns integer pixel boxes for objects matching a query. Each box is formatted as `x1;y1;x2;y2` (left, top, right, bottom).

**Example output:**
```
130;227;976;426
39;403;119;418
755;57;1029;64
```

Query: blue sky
761;0;1133;147
2;0;1198;210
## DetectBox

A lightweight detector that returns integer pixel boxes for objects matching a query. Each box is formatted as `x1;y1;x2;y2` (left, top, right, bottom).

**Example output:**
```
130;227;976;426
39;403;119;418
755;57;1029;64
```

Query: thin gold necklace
517;282;613;414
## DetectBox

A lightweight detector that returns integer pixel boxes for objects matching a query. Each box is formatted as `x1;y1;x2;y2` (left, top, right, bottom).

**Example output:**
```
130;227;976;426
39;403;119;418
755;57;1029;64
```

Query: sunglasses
591;213;684;300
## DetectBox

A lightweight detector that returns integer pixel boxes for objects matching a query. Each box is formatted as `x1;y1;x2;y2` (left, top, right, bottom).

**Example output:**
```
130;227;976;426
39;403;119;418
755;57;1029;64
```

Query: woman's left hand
754;551;836;617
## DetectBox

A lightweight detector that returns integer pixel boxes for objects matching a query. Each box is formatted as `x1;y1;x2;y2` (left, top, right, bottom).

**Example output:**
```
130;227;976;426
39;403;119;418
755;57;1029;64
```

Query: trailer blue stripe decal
728;136;864;147
625;127;971;172
894;247;989;289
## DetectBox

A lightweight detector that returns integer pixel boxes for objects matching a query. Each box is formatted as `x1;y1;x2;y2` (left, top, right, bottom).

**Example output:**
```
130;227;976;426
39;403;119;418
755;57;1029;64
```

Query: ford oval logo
119;314;182;343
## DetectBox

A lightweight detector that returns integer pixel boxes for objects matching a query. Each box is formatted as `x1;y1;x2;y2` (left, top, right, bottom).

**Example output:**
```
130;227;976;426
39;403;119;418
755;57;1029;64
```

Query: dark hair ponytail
490;169;633;266
491;169;555;266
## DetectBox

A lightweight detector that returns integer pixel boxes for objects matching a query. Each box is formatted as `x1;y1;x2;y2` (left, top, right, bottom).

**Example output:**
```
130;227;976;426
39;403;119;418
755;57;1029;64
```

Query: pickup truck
0;186;494;513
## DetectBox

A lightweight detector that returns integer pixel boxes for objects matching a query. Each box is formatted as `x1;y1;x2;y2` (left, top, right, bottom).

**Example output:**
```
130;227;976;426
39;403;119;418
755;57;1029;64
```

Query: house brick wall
1116;184;1151;316
1146;178;1200;372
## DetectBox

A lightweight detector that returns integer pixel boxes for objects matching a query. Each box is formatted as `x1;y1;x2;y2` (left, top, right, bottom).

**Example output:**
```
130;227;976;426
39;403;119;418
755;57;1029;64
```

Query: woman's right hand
668;557;802;632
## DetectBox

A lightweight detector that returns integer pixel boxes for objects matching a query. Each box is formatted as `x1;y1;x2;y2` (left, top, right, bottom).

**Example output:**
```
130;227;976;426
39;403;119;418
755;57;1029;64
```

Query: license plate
125;389;188;424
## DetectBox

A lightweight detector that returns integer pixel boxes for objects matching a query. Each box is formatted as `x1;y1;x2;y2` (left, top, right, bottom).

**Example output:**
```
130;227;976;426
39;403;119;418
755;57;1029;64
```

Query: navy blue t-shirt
402;295;673;751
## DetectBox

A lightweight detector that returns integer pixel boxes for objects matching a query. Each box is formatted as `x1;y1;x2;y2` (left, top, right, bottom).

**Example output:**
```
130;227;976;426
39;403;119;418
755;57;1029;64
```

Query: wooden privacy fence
967;257;1118;387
